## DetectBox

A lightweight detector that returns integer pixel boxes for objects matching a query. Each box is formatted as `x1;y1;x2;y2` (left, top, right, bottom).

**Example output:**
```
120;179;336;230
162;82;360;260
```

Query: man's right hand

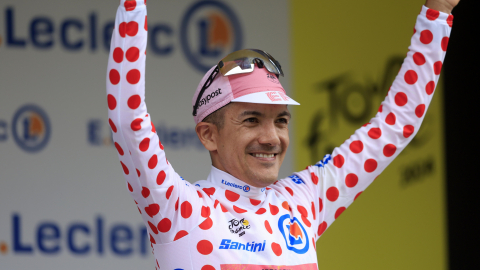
425;0;460;14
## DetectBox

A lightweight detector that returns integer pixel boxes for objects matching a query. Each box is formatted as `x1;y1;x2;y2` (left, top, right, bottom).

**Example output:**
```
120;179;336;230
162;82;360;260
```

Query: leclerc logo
11;104;51;153
243;185;250;192
180;0;243;73
278;214;309;254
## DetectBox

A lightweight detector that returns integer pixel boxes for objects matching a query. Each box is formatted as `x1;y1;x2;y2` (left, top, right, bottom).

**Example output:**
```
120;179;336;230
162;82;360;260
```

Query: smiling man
106;0;458;269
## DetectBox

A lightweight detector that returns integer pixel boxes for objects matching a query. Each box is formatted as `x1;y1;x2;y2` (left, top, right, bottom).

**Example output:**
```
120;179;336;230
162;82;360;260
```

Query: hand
425;0;460;14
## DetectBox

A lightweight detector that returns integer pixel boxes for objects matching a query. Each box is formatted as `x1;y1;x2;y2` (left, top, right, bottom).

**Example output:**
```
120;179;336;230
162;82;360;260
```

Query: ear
195;122;218;152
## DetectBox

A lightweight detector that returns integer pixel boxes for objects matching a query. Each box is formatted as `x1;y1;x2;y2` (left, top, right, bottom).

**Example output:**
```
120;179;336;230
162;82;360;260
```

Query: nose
258;122;281;146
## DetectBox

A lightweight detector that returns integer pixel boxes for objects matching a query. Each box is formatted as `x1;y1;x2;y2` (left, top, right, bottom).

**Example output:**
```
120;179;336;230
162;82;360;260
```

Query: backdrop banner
0;0;291;269
292;0;447;269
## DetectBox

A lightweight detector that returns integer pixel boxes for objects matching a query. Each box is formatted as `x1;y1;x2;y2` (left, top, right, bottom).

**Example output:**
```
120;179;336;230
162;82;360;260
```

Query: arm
106;0;207;245
277;3;456;237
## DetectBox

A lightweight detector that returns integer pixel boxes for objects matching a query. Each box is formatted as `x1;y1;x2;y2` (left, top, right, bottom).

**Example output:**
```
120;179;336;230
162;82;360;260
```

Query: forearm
425;0;458;13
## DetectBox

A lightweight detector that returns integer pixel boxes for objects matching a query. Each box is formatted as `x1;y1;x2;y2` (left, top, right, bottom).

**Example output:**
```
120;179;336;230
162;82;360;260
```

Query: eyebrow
238;110;291;118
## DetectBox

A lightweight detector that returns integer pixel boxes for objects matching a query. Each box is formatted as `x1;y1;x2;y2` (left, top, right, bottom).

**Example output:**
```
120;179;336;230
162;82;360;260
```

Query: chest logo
278;214;309;254
228;218;251;237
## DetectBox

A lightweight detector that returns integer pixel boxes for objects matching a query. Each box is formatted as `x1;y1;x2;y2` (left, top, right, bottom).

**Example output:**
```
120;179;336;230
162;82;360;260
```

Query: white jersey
106;1;452;269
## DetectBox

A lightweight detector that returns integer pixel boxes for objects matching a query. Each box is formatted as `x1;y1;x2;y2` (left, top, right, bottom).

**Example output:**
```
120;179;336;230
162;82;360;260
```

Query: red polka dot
131;118;143;131
127;182;133;192
395;92;408;106
107;94;117;110
311;202;316;220
120;161;129;174
181;201;193;218
312;238;316;251
368;128;382;139
199;217;213;230
141;186;150;198
109;119;117;133
302;215;311;227
349;140;363;154
148;221;158;234
201;265;215;270
404;70;418;85
413;52;426;65
233;205;247;213
127;95;141;110
441;36;449;51
124;0;137;11
318;222;327;236
166;185;174;199
138;137;150;152
311;172;318;185
403;125;415;138
378;105;383;113
269;204;279;215
197;190;203;198
335;207;346;219
265;220;272;234
113;47;124;63
225;190;240;202
159;141;164;150
345;173;358;188
426;81;435;95
220;203;228;213
434;61;443;75
295;206;307;218
201;206;210;218
114;142;124;155
203;187;216;197
151;122;156;133
383;144;397;157
174;230;188;241
285;187;294;196
447;15;454;27
136;169;140;177
126;47;140;62
415;104;426;118
156;170;166;185
149;234;156;244
144;16;148;31
326;187;339;202
148;154;157;169
145;204;160;218
282;201;289;211
354;191;363;201
126;69;141;84
250;198;261;206
426;9;439;20
126;21;139;36
271;242;282;256
319;198;323;212
119;22;126;37
197;240;213;255
256;208;266;215
333;154;345;168
385;112;396;125
364;159;378;173
420;30;433;44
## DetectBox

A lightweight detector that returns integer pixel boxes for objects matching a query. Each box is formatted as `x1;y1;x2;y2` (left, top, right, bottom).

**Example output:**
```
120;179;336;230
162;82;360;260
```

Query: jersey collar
207;166;267;199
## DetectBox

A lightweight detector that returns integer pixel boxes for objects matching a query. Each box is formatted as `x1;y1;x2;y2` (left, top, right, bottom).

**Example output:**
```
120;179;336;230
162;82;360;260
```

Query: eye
244;117;258;123
276;118;289;124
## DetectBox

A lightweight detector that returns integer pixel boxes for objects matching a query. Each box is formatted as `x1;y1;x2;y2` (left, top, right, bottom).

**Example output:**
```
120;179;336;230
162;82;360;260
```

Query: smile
250;153;276;158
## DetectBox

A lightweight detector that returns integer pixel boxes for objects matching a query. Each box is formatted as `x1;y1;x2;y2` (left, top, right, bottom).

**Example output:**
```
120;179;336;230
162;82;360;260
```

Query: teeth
254;153;274;158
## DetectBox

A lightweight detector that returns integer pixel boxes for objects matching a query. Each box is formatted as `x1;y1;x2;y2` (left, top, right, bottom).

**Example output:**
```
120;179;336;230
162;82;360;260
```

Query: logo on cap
266;73;280;84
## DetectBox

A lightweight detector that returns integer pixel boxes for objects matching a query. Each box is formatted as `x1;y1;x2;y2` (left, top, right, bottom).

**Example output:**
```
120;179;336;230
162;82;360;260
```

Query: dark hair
201;103;231;130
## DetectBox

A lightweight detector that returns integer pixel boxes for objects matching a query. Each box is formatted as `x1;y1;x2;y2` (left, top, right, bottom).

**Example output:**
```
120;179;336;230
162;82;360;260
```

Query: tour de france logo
278;214;309;254
12;104;51;153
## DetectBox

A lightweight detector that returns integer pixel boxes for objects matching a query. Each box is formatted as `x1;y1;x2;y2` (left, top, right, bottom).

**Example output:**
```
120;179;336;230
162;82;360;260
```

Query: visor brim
231;91;300;105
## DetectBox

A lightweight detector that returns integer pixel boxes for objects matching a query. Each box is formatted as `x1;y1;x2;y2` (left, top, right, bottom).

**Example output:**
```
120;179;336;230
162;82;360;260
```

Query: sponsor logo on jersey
278;214;309;254
228;218;250;237
288;174;305;184
221;179;250;193
219;239;266;252
314;154;331;168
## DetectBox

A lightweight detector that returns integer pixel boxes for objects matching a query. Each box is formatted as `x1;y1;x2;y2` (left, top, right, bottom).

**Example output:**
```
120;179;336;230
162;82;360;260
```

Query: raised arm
106;0;207;245
276;3;457;238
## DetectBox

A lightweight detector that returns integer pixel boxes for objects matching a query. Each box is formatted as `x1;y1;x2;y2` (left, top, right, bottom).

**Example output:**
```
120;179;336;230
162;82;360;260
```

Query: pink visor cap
192;65;300;124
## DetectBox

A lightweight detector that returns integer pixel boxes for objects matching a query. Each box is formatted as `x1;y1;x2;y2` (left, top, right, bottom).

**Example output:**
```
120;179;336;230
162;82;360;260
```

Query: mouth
249;153;277;160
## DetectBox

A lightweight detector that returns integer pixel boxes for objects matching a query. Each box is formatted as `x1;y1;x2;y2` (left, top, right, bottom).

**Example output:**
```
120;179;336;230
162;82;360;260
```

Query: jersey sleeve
106;0;209;245
276;6;453;239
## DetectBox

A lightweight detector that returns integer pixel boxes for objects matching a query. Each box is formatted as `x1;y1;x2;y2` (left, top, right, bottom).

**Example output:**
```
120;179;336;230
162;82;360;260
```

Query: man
106;0;458;269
